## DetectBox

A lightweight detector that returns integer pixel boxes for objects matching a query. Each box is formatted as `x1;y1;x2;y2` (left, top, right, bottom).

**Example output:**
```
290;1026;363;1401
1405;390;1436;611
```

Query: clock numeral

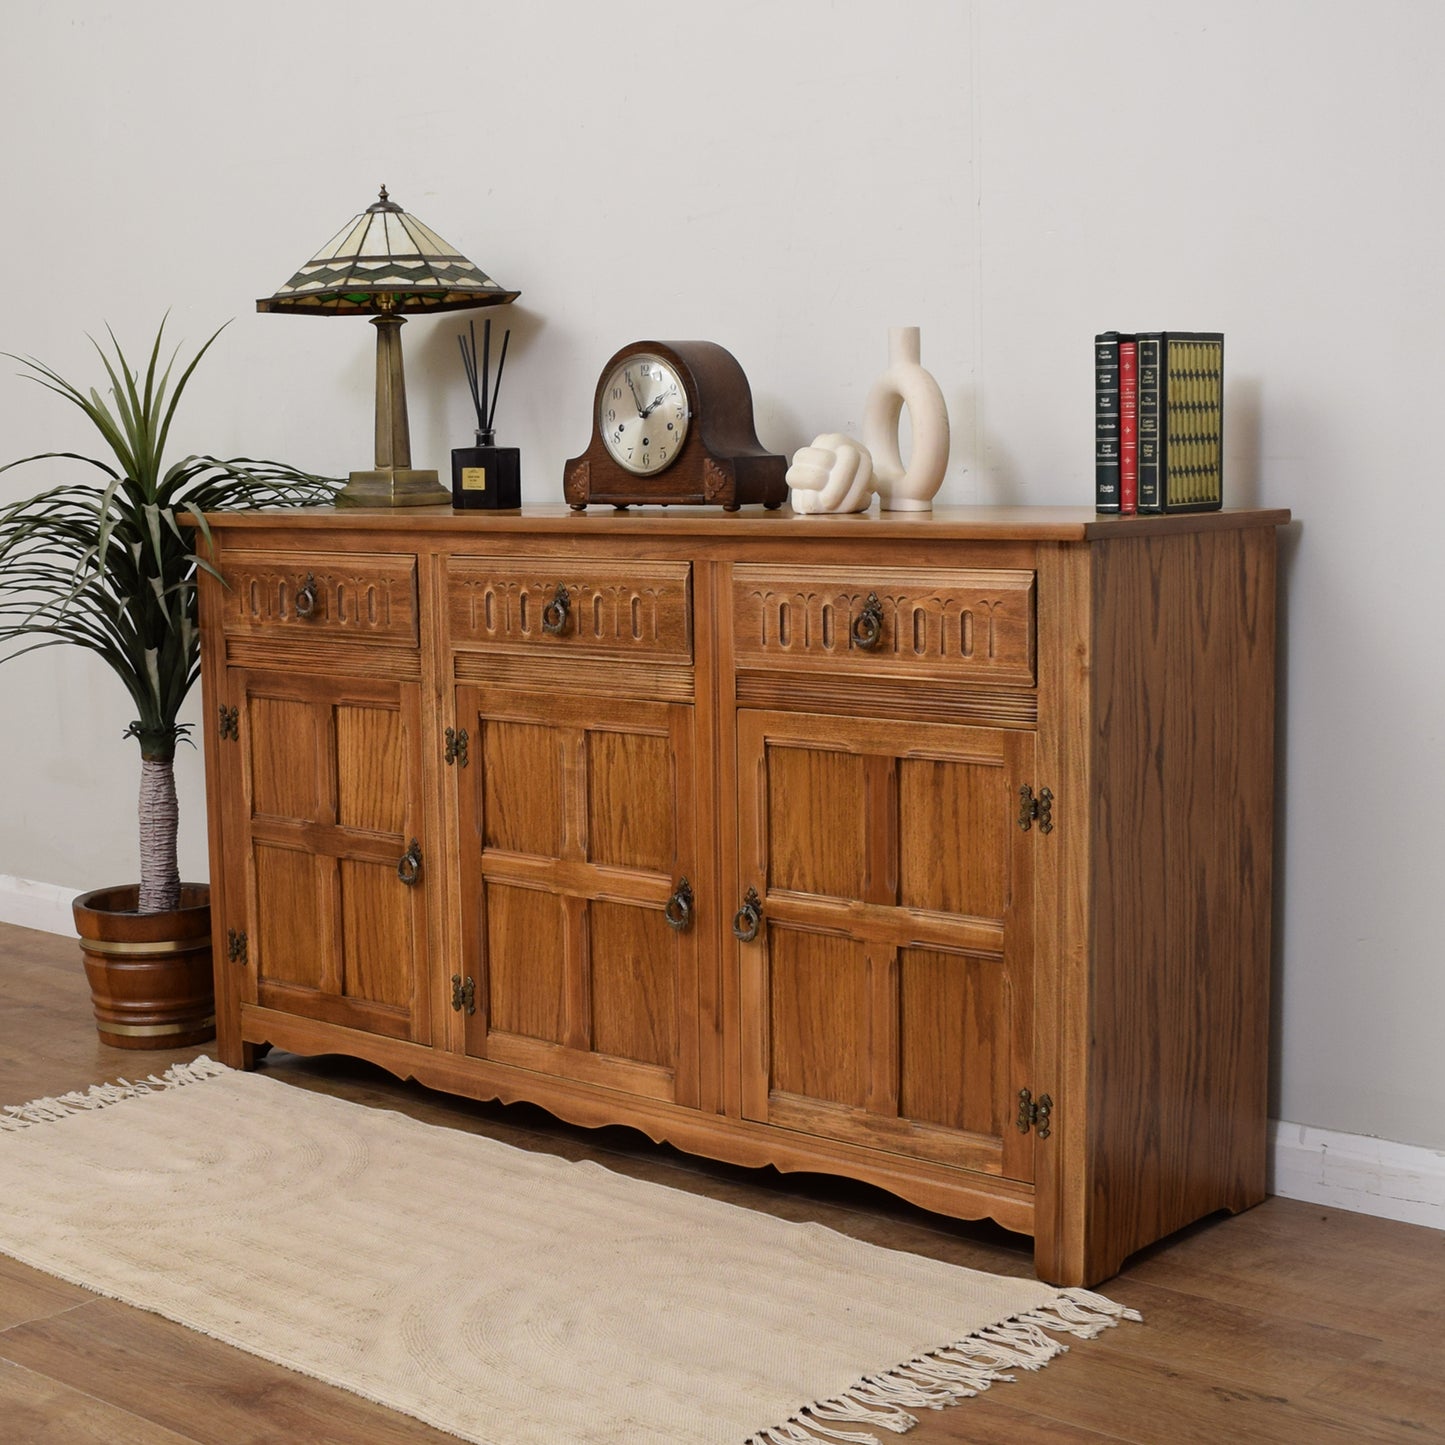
612;387;623;400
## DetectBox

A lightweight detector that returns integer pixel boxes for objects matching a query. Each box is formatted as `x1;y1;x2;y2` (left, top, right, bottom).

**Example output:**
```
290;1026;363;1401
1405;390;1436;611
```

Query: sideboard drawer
219;549;420;647
731;564;1036;686
446;556;693;664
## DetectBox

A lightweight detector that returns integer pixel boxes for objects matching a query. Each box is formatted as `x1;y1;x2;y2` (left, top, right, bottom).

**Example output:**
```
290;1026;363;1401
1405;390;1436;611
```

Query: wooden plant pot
72;883;216;1050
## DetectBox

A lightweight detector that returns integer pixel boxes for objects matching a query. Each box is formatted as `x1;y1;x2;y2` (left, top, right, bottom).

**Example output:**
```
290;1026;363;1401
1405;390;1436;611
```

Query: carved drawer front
447;556;693;664
731;564;1036;686
219;549;419;646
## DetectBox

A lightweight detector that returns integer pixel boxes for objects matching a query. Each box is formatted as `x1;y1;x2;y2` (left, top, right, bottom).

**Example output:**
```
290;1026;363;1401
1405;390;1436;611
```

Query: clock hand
625;372;647;415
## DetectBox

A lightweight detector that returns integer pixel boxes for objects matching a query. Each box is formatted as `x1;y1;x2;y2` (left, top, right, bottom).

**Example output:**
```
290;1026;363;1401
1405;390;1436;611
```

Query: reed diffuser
451;318;521;509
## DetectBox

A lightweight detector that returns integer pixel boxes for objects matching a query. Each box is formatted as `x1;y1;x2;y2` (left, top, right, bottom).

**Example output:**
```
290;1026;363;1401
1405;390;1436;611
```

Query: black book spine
1136;333;1164;513
1095;332;1121;512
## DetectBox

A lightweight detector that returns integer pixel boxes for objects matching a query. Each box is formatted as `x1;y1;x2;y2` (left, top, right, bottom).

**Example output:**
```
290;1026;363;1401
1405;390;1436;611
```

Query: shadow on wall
1268;513;1302;1123
1226;376;1262;509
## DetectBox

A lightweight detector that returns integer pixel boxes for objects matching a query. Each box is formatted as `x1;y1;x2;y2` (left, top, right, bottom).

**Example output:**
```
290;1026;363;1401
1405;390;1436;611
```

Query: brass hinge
218;705;240;741
227;929;248;966
444;726;470;767
1017;1087;1052;1138
451;974;477;1015
1017;784;1053;834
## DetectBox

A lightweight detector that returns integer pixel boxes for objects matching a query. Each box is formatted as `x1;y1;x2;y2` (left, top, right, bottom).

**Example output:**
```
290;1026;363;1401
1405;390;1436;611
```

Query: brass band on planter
79;937;210;957
97;1015;217;1037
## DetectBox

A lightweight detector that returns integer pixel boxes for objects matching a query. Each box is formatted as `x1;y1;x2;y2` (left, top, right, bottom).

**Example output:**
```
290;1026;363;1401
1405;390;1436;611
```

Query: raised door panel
225;669;430;1044
735;709;1035;1182
456;686;699;1107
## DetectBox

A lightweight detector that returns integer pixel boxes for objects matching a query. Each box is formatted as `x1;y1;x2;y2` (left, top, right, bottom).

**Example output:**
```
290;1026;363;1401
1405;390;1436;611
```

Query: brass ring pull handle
294;573;319;620
396;839;423;886
541;583;571;636
731;886;762;943
851;592;884;650
663;877;694;932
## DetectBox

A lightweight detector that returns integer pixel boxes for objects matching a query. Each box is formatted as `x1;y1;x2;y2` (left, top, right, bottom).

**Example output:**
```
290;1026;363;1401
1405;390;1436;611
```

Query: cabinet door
455;686;700;1107
222;669;431;1044
735;710;1036;1183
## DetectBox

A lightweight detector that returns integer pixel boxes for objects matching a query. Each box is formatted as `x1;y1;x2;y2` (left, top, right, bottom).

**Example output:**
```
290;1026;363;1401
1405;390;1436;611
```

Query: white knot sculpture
863;326;950;511
785;432;875;514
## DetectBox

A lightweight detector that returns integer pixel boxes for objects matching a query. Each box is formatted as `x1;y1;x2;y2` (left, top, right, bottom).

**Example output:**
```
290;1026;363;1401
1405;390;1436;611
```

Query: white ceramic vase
863;326;949;511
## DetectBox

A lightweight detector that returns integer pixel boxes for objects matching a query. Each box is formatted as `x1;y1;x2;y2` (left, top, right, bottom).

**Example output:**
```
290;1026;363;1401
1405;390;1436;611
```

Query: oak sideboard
198;504;1289;1285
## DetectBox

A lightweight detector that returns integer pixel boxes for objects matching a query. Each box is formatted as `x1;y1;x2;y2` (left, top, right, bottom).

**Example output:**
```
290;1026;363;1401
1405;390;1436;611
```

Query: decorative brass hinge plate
218;705;240;742
1016;1087;1052;1138
227;929;248;965
444;726;470;768
451;974;476;1015
1017;784;1054;834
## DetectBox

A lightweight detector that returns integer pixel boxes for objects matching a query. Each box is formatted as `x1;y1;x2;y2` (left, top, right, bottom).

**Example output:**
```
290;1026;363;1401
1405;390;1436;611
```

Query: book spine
1094;332;1121;512
1162;332;1224;511
1136;333;1164;513
1119;339;1138;515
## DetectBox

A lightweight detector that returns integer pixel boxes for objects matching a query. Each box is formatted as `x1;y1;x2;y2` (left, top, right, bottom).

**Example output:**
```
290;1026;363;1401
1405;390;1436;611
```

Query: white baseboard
2;875;1442;1233
0;875;79;936
1270;1120;1445;1231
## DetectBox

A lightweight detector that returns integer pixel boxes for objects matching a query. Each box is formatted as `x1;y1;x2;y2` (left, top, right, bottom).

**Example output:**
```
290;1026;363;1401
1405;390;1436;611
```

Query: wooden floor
0;921;1441;1443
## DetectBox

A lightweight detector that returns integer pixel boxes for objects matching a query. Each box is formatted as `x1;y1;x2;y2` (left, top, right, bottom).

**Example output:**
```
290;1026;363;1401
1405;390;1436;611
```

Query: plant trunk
138;755;181;914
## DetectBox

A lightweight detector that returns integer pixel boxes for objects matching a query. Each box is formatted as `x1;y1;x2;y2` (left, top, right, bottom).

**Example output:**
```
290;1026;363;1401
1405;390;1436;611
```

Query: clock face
596;352;691;475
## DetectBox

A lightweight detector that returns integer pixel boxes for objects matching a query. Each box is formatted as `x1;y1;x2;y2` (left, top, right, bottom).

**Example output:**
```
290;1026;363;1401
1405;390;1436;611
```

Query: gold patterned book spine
1163;333;1223;511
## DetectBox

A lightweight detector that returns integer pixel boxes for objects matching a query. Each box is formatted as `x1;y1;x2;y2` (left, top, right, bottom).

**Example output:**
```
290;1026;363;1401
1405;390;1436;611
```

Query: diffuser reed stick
458;319;511;446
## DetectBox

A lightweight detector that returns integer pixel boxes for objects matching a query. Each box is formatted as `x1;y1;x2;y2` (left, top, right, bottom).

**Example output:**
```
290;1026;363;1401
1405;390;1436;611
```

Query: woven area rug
0;1060;1138;1444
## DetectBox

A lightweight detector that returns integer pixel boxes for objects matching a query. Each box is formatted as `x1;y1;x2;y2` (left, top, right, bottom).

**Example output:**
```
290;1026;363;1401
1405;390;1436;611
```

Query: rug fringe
744;1286;1141;1445
0;1056;228;1131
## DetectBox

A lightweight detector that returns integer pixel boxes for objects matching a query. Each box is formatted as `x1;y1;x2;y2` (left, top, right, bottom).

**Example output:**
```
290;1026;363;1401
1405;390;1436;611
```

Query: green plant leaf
0;319;341;912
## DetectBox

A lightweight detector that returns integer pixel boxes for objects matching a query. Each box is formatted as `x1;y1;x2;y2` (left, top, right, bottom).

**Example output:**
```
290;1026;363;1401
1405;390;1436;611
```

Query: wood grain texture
219;548;419;646
458;678;701;1107
1085;527;1277;1280
198;507;1288;1287
447;555;693;663
200;502;1290;541
225;669;430;1049
731;563;1036;685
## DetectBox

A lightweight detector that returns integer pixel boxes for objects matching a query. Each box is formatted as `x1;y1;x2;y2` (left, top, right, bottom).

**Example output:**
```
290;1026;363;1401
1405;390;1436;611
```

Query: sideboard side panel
1088;525;1277;1278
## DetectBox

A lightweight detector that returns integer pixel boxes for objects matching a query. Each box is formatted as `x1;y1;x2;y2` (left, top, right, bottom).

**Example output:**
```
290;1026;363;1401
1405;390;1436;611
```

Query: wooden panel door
454;685;700;1107
223;669;431;1043
735;710;1036;1182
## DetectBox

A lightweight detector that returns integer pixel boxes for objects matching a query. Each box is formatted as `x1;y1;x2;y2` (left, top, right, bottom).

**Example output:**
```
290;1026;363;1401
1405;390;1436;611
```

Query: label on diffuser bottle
462;467;488;492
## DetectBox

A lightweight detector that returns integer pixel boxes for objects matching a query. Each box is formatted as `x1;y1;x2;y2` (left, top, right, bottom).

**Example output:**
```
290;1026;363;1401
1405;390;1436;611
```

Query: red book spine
1119;340;1138;515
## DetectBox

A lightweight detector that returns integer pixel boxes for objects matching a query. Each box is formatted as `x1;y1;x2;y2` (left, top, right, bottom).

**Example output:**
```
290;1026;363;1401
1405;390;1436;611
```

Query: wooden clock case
563;340;788;510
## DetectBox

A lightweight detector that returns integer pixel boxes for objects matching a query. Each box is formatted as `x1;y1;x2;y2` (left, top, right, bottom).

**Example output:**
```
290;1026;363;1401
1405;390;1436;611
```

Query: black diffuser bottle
452;319;521;509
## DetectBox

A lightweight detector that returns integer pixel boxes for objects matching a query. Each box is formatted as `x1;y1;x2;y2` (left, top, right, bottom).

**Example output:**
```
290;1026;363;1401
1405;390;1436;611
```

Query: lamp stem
371;312;412;470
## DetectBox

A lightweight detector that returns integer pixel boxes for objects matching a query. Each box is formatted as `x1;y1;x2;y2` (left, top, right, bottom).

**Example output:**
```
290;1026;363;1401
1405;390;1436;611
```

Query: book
1136;333;1164;511
1119;338;1138;515
1094;331;1128;512
1136;331;1223;512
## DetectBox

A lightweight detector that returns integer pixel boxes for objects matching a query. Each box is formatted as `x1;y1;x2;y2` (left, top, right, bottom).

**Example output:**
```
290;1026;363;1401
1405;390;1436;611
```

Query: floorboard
1;919;1442;1443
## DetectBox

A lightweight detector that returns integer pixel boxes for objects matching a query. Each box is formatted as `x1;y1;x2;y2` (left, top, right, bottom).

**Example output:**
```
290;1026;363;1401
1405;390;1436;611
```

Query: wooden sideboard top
201;504;1291;541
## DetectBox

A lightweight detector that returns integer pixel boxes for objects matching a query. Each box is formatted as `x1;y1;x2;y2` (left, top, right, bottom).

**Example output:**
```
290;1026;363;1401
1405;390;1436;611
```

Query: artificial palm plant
0;320;336;914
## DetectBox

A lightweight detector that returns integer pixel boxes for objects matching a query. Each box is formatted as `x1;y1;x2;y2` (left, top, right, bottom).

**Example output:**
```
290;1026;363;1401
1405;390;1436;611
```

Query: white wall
2;0;1441;1160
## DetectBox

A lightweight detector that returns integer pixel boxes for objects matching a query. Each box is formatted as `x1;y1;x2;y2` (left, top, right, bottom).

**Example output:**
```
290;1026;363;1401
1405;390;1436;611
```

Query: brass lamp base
336;467;452;508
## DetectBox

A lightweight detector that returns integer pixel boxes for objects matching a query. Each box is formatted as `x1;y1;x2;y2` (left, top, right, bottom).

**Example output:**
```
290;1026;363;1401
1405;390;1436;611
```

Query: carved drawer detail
447;557;693;663
219;550;419;646
732;564;1036;686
